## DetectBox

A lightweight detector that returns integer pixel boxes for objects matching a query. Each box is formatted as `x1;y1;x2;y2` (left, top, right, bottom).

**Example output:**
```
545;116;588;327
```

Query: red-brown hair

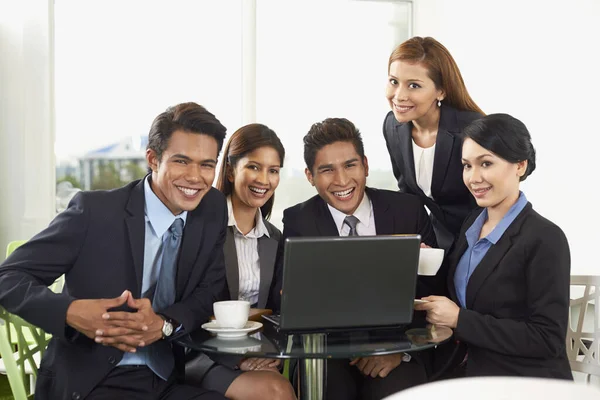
388;36;484;115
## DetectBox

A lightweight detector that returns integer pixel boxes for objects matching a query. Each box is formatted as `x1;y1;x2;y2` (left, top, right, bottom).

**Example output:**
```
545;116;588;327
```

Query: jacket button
108;356;116;364
72;393;81;400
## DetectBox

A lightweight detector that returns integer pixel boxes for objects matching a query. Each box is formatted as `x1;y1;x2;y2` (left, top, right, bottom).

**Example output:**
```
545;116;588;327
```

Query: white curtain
0;0;56;252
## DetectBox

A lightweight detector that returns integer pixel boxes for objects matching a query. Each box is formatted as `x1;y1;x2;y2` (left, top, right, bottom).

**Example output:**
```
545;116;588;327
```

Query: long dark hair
216;124;285;219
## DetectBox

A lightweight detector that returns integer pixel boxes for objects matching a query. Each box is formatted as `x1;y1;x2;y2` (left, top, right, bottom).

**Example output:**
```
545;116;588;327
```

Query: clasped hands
65;290;164;353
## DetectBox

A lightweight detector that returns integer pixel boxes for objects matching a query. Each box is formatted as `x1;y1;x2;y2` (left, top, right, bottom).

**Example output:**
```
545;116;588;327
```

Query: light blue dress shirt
119;177;187;368
454;192;528;308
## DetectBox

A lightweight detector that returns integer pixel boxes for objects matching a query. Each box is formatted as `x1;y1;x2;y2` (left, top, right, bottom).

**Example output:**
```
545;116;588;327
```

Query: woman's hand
413;296;460;328
239;357;281;371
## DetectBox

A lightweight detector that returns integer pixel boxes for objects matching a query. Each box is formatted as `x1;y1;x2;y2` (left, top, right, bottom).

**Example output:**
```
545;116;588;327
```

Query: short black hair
303;118;365;173
147;102;227;162
463;113;536;181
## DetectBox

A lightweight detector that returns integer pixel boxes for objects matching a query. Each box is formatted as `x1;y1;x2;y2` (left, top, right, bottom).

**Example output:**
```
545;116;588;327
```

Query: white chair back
567;275;600;382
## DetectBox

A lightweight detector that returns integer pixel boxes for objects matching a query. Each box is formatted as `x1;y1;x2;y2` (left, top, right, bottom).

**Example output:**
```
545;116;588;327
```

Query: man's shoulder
75;179;142;209
367;187;422;208
283;194;322;220
190;187;227;219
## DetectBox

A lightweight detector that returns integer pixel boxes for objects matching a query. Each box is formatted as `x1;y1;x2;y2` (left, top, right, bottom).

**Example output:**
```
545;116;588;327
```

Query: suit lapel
368;188;393;234
175;206;205;298
125;180;146;297
448;235;468;305
223;228;239;301
396;122;422;195
464;205;530;309
431;106;458;197
257;235;277;308
315;197;340;236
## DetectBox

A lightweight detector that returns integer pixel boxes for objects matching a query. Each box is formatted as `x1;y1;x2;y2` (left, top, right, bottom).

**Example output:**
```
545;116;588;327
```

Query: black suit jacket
447;203;572;379
222;219;283;310
0;179;228;399
281;187;439;297
383;105;482;249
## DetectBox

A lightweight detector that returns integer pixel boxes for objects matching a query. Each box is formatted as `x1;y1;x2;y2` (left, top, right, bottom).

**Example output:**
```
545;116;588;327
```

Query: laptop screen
280;235;421;331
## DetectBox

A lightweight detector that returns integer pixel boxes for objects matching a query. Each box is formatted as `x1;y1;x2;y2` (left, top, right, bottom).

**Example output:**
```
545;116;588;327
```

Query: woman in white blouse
186;124;294;400
216;123;285;314
382;36;484;250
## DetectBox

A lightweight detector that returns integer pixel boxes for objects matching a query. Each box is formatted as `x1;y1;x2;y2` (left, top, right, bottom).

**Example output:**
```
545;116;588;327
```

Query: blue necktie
147;217;184;380
153;218;184;310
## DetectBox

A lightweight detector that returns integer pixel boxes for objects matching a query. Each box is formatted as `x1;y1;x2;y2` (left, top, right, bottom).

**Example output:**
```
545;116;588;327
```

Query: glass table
177;321;452;400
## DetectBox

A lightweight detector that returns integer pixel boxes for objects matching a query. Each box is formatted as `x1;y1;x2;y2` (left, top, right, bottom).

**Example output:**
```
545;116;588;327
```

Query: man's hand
95;292;164;350
66;290;141;352
239;357;280;372
413;295;460;328
349;354;403;378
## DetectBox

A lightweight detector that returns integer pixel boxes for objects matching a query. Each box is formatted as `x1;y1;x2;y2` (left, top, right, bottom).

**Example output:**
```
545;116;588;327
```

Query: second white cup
418;248;444;276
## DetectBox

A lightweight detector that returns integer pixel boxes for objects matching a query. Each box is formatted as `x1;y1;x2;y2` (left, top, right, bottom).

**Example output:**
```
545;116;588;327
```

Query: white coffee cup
418;248;444;276
213;300;250;329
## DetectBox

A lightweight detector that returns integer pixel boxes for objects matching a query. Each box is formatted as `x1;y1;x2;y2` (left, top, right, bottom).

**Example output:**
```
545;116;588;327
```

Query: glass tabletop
176;321;452;359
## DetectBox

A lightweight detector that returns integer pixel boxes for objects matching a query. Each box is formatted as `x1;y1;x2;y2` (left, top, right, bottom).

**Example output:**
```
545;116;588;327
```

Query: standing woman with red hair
383;36;484;251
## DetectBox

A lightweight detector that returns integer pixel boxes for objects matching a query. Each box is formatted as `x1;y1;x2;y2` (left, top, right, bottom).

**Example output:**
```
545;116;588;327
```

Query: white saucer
201;321;263;338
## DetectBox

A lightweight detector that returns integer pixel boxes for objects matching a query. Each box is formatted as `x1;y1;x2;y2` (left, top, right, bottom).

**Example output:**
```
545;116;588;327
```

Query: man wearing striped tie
281;118;438;400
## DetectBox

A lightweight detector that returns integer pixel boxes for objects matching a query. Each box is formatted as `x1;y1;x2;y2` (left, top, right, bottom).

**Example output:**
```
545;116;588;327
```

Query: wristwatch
160;317;174;338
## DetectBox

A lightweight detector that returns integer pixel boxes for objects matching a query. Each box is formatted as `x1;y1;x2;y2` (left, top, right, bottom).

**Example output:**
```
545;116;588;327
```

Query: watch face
162;321;174;337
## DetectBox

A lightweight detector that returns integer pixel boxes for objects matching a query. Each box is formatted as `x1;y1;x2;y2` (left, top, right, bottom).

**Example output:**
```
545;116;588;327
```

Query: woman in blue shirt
415;113;572;379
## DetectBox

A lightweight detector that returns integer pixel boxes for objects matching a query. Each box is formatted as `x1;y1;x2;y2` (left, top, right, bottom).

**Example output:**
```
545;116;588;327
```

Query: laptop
264;235;421;332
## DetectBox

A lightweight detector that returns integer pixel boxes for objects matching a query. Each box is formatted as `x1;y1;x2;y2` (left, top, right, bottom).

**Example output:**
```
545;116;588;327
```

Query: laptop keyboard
262;314;281;326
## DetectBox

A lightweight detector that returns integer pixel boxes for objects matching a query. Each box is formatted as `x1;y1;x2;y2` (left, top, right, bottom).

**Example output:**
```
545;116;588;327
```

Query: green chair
5;240;27;259
0;240;57;399
0;308;50;399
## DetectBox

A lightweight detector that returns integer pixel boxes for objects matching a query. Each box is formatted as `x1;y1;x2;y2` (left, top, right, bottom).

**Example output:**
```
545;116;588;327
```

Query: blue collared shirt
454;192;528;308
120;177;187;367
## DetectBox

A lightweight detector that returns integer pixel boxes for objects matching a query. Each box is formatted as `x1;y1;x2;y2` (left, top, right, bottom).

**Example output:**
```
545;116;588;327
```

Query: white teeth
394;104;413;111
249;187;267;194
177;186;199;196
333;188;353;198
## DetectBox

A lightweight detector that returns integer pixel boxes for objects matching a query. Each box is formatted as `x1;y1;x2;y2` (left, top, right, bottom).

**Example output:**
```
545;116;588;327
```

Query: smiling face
462;138;527;212
305;141;368;215
229;146;281;212
147;130;218;215
385;60;444;124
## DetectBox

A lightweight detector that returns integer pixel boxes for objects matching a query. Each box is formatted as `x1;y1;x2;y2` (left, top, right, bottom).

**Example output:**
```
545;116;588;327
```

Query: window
256;0;411;226
54;0;243;192
54;0;412;225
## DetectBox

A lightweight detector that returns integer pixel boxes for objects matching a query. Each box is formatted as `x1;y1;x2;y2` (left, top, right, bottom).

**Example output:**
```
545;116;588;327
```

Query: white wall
414;0;600;275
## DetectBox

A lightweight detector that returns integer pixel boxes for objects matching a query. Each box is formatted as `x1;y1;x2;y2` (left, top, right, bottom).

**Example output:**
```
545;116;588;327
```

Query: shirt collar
144;176;187;238
465;191;528;246
327;191;373;232
226;196;270;238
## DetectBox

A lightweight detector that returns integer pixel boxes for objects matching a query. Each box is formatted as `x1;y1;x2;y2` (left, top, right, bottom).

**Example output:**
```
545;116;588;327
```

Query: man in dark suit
282;118;437;400
0;103;229;400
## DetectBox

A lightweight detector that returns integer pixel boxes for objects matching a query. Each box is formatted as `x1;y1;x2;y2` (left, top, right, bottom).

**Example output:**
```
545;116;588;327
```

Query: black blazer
222;219;282;310
383;105;482;249
0;179;228;399
447;203;572;379
282;187;439;297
